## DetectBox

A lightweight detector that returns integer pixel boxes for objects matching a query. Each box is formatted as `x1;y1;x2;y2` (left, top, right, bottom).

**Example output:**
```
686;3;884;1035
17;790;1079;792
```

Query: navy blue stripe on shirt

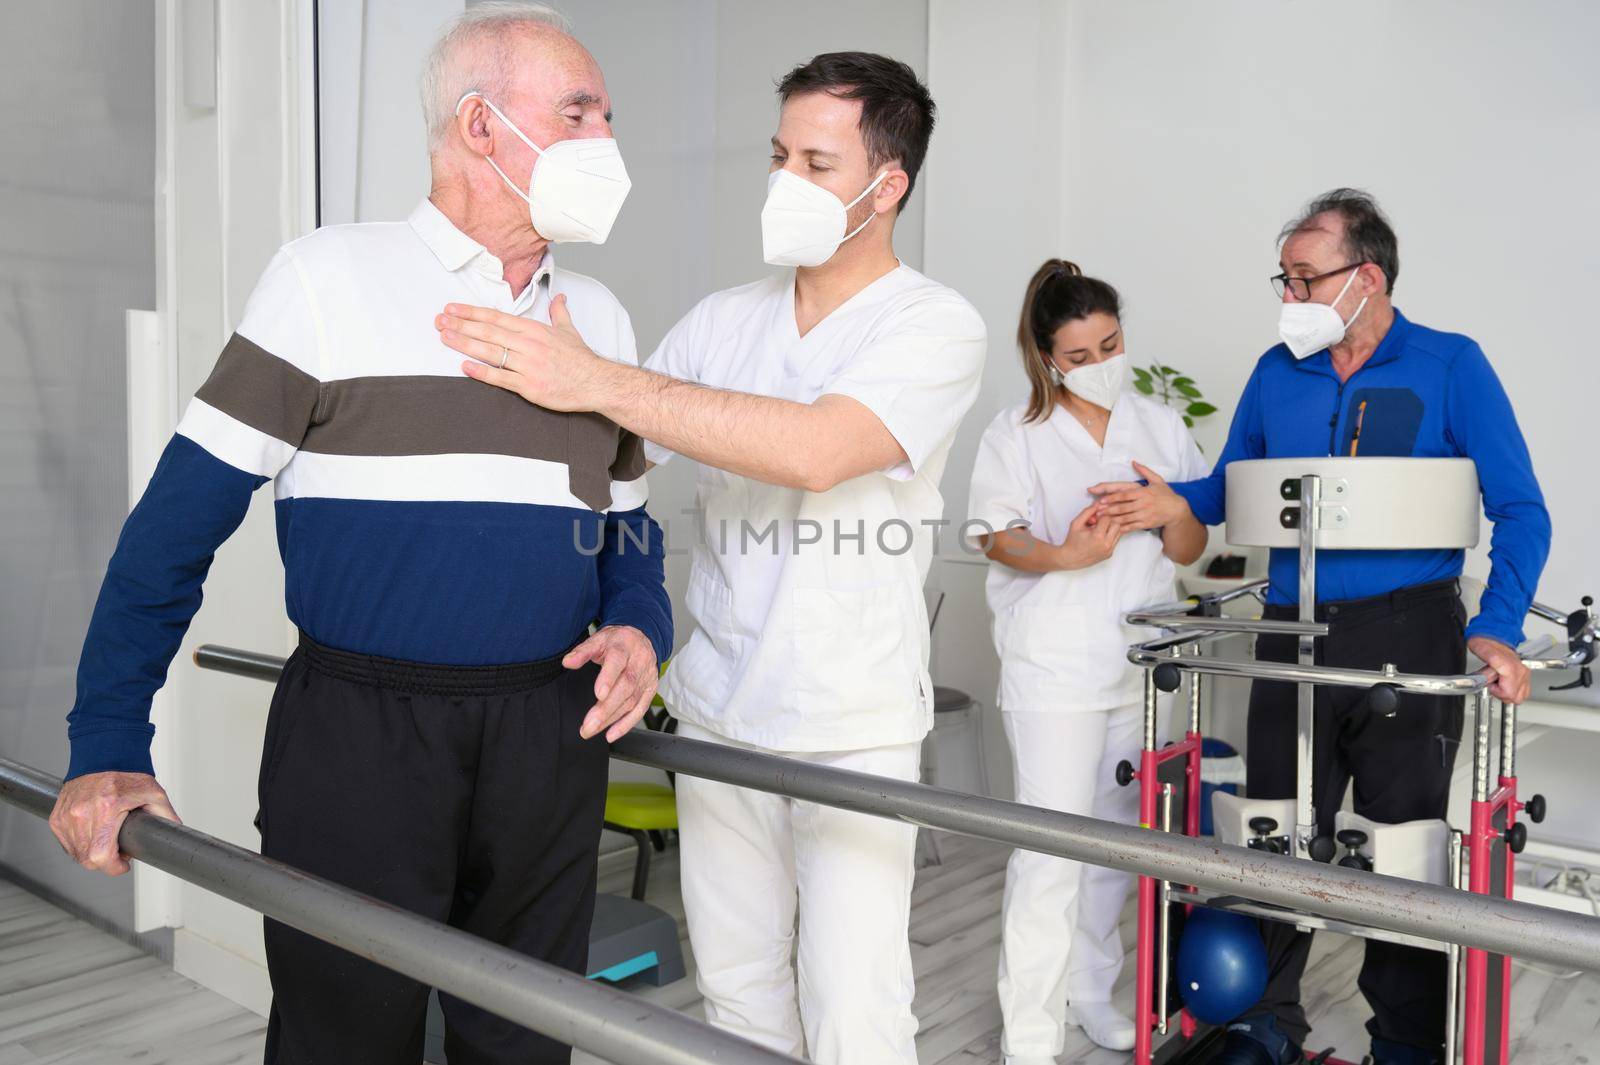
66;434;671;780
276;497;669;667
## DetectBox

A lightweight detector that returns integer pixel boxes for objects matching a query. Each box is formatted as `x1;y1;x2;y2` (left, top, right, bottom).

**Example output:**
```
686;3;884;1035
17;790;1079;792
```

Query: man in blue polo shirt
1091;188;1549;1065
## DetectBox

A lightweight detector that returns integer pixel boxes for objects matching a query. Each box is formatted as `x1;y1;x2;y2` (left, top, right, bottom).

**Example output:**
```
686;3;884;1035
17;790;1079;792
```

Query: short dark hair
1280;187;1400;294
776;51;936;211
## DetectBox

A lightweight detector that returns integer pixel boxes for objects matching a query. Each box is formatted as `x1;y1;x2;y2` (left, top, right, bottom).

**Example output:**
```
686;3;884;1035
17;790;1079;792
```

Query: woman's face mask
1051;352;1130;411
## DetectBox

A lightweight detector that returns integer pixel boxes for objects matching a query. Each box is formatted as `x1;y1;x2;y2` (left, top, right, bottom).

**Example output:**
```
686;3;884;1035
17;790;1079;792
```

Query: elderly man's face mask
458;92;631;245
1277;264;1369;359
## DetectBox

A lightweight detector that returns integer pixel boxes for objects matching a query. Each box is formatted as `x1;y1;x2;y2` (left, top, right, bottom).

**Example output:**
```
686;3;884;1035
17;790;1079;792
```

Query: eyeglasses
1270;262;1364;301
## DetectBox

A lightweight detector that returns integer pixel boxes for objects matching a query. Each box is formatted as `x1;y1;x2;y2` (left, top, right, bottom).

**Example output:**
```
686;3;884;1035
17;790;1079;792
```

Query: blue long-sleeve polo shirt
1170;309;1550;649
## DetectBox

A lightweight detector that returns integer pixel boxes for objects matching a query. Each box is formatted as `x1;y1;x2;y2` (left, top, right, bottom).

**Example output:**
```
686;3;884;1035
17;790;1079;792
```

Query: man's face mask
1277;264;1368;359
458;92;631;245
760;167;887;268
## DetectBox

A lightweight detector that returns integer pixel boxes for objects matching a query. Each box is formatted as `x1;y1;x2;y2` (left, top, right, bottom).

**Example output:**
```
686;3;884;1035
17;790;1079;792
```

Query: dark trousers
256;635;609;1065
1245;580;1467;1055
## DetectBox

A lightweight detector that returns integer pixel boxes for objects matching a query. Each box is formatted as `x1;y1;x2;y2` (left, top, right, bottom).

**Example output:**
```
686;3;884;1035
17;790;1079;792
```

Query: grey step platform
423;893;685;1062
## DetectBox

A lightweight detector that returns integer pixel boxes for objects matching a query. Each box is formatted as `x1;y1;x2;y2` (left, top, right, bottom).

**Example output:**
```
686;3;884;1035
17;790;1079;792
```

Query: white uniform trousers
998;700;1156;1057
675;720;922;1065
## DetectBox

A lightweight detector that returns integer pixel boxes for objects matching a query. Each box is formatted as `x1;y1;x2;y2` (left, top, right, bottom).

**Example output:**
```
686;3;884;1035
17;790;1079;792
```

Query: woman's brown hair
1017;259;1123;423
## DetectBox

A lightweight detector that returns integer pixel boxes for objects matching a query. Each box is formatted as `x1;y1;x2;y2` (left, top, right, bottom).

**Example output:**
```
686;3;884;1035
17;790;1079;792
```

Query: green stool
604;695;678;900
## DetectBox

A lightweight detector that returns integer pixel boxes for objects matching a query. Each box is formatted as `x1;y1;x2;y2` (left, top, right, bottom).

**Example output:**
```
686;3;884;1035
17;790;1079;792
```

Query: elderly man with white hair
46;4;669;1062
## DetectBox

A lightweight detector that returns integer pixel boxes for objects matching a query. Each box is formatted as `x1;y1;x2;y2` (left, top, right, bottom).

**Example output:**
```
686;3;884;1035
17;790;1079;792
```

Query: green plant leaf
1185;401;1218;417
1175;382;1202;398
1171;375;1194;387
1134;379;1155;395
1183;415;1195;427
1154;364;1174;376
1132;366;1153;383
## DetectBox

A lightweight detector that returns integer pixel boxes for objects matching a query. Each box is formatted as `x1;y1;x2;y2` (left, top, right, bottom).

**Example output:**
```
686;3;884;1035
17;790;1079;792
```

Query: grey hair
419;1;572;152
1279;187;1400;295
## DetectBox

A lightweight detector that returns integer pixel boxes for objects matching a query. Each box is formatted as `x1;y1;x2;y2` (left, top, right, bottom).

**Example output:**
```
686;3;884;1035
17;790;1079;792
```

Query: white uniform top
968;393;1208;714
644;265;987;751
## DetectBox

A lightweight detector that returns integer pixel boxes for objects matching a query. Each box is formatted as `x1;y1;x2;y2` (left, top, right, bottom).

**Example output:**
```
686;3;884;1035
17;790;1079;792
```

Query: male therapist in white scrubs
436;51;987;1065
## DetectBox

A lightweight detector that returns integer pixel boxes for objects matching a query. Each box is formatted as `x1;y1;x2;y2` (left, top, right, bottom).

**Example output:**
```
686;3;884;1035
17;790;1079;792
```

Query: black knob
1153;663;1182;693
1309;835;1338;863
1505;822;1528;854
1524;794;1547;824
1249;816;1279;836
1367;684;1400;717
1247;837;1284;854
1336;829;1368;849
1337;852;1373;872
1114;759;1135;787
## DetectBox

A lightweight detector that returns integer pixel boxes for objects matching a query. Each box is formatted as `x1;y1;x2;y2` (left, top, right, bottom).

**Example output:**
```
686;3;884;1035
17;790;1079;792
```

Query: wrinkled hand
1468;635;1531;704
1056;502;1128;570
437;293;612;413
49;772;181;876
568;625;659;742
1088;461;1190;531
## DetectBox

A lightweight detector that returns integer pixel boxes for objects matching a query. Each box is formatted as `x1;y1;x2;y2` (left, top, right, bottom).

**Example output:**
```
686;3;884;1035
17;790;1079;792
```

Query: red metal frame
1131;727;1359;1065
1133;731;1202;1064
1462;777;1518;1065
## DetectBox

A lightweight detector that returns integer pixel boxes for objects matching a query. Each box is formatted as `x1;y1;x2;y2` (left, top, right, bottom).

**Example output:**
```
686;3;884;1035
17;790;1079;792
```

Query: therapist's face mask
1277;265;1368;359
1051;352;1130;410
457;92;631;245
761;168;887;268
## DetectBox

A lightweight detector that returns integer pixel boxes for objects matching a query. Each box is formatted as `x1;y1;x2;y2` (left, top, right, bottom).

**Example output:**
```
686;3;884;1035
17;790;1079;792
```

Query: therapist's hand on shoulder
1467;635;1531;704
1056;502;1127;570
1089;462;1191;531
438;295;613;413
567;625;659;742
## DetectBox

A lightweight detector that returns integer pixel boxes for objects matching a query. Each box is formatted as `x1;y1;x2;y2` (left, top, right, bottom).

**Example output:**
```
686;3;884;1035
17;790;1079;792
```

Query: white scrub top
644;265;987;751
968;394;1208;714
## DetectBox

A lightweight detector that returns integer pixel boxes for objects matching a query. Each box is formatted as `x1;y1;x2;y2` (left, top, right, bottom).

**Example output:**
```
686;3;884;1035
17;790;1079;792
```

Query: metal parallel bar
611;730;1600;972
1527;600;1571;626
1124;613;1328;637
1130;629;1238;656
1142;656;1159;752
1500;698;1518;780
1186;644;1203;735
1295;474;1320;860
1446;830;1462;1065
191;645;1600;975
1126;648;1490;696
1129;578;1271;621
1164;889;1447;954
1156;783;1174;1037
1474;691;1494;804
0;759;799;1065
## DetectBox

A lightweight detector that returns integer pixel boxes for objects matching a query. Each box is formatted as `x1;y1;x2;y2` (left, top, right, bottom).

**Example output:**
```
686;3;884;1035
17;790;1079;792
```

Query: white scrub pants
998;700;1156;1057
675;720;922;1065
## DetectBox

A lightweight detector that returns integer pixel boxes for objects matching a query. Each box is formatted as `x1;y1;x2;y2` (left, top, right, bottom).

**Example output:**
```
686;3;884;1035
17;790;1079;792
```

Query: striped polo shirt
65;199;671;779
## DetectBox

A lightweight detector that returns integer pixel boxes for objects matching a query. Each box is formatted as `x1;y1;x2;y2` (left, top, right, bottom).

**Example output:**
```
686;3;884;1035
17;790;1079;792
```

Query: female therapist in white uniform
969;260;1208;1063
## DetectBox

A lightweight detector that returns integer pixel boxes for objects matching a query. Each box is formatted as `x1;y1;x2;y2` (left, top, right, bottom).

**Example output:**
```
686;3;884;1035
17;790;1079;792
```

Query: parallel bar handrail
194;644;1600;975
0;758;799;1065
1125;644;1490;696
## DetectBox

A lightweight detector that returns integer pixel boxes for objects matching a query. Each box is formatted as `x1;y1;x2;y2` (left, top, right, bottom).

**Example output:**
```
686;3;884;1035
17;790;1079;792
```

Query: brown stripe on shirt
195;333;323;447
300;374;631;511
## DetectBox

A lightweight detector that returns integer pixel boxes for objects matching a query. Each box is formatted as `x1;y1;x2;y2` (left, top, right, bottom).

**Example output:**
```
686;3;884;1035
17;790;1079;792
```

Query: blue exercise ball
1175;908;1268;1025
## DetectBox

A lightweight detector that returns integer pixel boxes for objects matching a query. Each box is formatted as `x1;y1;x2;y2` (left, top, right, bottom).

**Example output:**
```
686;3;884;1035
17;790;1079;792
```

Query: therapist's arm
438;297;903;492
1089;364;1269;528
